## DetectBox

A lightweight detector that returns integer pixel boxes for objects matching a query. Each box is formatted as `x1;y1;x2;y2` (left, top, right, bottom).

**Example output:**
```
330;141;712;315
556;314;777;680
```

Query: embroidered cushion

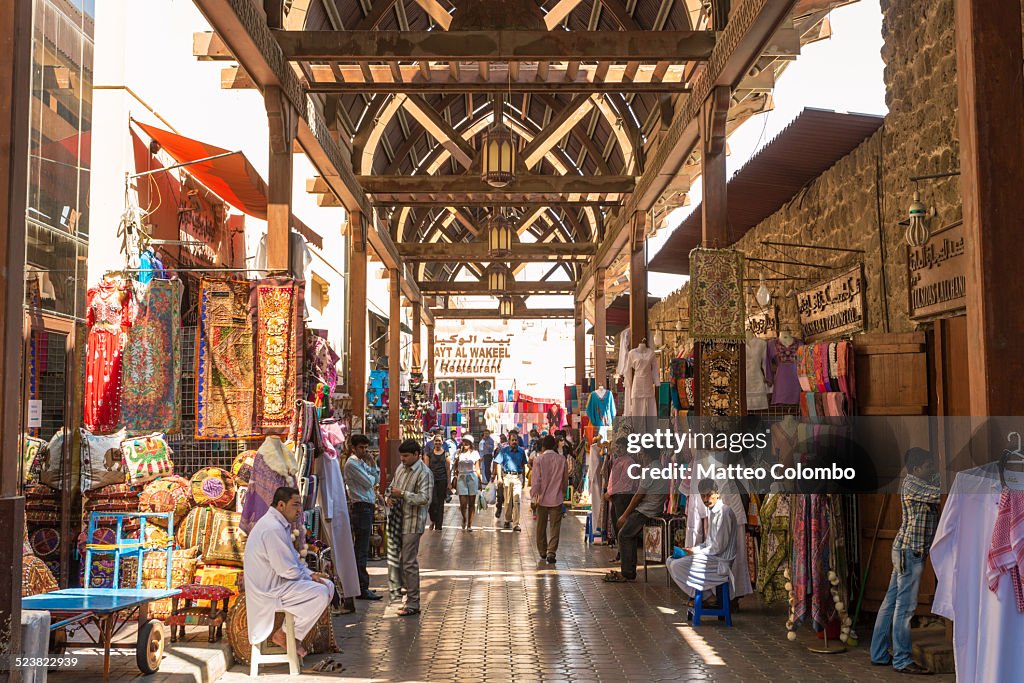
29;528;60;559
139;475;193;527
231;450;257;486
176;506;214;550
22;555;59;597
80;428;127;491
120;433;174;484
178;583;234;602
21;436;47;485
201;509;247;567
39;428;65;489
190;467;236;508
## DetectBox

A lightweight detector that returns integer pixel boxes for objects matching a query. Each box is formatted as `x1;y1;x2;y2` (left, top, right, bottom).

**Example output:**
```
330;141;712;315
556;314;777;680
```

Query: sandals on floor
397;607;421;616
307;657;345;673
603;571;634;583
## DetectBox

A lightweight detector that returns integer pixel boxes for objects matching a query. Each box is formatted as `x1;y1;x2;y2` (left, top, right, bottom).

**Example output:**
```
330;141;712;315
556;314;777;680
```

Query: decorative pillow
86;482;142;500
29;527;60;559
235;485;248;513
139;475;192;527
231;450;257;486
190;467;236;508
39;428;65;489
201;509;247;567
80;428;127;492
21;436;47;485
22;555;59;597
120;433;174;484
176;506;214;550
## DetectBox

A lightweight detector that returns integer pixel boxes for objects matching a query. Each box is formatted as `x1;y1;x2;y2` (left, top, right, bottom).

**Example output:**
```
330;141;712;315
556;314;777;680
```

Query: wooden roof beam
273;30;717;62
412;0;453;30
351;174;635;195
399;242;595;261
402;94;475;168
306;80;690;94
431;308;575;319
544;0;587;29
521;95;596;168
418;281;577;295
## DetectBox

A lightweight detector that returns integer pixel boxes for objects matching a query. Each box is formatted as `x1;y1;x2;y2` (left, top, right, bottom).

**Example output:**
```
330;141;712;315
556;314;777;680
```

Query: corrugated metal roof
648;108;884;275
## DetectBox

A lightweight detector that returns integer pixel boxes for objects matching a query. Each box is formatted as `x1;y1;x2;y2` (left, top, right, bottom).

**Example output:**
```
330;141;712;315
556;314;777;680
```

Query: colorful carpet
689;248;746;341
697;340;743;417
122;279;182;434
196;278;256;439
251;277;304;434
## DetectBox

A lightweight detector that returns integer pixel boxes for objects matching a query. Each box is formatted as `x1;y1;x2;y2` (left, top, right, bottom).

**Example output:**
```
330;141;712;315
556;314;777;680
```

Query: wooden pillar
426;323;435;384
700;85;731;248
348;211;368;424
574;301;586;385
594;267;608;387
0;0;32;661
954;0;1024;415
411;301;422;373
629;211;648;345
388;268;402;453
265;86;296;272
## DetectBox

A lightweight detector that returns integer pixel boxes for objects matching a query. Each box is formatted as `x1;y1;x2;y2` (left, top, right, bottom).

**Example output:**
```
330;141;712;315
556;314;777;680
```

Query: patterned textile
987;489;1024;612
792;494;832;631
22;555;58;597
893;473;942;555
756;493;791;604
240;450;298;535
306;334;340;397
178;583;234;601
86;482;142;499
190;467;237;508
697;341;743;417
386;500;404;576
121;433;174;483
84;279;133;433
122;278;182;433
689;248;746;341
21;436;46;484
196;278;256;439
80;428;128;491
29;528;60;558
251;278;304;434
39;429;64;489
139;475;193;527
231;450;257;485
202;509;247;567
226;596;335;664
176;506;214;549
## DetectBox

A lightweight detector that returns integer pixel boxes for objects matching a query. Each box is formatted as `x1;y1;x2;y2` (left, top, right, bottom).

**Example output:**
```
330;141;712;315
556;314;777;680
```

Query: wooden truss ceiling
198;0;846;292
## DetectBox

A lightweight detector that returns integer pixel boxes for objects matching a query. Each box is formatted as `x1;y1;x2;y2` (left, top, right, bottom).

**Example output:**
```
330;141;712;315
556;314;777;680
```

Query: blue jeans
351;502;374;595
870;548;925;669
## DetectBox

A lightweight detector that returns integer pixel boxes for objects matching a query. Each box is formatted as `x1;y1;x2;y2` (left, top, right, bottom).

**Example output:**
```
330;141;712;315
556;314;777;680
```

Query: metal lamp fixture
481;95;517;188
904;191;932;247
498;296;514;318
756;274;771;307
487;264;510;290
488;211;514;257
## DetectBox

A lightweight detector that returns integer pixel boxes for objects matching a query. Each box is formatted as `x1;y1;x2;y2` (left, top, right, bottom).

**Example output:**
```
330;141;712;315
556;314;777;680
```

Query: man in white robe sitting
668;479;738;605
244;486;334;657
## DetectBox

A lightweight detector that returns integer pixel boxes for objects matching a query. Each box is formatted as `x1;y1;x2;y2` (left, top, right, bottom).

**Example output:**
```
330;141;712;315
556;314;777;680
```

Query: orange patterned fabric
251;278;304;434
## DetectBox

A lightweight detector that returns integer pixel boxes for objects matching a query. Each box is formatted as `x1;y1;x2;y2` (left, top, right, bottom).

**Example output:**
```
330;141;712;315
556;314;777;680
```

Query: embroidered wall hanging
251;277;304;434
196;278;256;438
122;278;182;434
689;248;746;341
697;341;744;417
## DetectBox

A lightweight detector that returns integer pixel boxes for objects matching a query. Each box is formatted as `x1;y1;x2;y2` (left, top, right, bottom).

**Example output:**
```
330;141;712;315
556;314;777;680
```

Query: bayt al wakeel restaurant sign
435;332;513;376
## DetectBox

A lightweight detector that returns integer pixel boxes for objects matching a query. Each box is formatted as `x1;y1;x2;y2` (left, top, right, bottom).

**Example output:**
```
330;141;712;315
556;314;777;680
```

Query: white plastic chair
249;612;300;677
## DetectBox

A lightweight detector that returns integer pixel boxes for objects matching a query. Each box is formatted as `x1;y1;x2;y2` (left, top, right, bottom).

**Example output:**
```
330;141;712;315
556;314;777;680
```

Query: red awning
133;120;269;220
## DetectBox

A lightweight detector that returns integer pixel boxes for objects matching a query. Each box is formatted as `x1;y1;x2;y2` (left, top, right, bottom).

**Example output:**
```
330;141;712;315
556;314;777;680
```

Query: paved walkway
219;499;953;683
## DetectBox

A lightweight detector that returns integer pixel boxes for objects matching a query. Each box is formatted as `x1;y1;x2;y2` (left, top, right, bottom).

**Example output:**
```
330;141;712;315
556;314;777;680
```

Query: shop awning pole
126;150;242;179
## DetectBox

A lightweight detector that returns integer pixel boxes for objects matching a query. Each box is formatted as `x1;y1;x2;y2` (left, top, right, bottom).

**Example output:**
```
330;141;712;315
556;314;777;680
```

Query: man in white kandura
244;486;335;657
667;478;738;603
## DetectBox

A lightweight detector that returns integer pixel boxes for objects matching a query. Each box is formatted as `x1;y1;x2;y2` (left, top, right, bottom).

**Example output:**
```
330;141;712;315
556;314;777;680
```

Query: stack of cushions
140;475;193;527
22;521;58;598
79;428;128;491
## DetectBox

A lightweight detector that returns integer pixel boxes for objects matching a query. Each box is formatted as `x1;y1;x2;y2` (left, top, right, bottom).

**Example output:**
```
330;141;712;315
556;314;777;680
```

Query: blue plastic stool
689;583;732;627
584;512;605;544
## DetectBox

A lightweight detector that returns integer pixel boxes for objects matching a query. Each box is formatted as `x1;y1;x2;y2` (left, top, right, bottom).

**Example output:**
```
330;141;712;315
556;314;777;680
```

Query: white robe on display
623;346;659;417
668;498;737;595
931;463;1024;683
316;454;362;599
243;506;334;644
587;443;606;533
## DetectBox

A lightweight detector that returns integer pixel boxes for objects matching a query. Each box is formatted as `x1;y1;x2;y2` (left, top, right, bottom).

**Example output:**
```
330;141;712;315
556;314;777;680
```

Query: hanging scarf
386;500;404;573
987;488;1024;612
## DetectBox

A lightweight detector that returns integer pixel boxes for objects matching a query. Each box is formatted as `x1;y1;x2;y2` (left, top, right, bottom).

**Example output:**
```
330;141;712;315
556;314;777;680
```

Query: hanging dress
84;279;133;433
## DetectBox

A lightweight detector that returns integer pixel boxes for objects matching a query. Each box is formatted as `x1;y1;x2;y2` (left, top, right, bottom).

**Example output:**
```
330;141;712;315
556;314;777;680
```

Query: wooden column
1;0;31;658
594;267;608;387
411;301;422;373
348;211;368;423
575;301;586;385
265;86;296;272
700;85;730;247
426;323;435;384
629;211;649;345
387;268;399;475
954;0;1024;415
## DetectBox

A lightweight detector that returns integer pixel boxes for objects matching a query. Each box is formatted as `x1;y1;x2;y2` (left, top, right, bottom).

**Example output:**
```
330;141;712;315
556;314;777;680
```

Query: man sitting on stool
244;486;334;657
667;479;737;605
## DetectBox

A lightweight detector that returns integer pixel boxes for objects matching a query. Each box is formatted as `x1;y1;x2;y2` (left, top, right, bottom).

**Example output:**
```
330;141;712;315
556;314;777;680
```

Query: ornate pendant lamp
487;263;510;291
488;210;514;257
481;95;517;188
904;191;932;247
498;296;515;318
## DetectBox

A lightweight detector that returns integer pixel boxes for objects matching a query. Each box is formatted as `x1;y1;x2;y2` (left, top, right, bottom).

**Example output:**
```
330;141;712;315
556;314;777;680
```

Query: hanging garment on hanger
585;389;616;427
84;279;133;433
745;336;770;411
615;328;631;378
764;337;804;405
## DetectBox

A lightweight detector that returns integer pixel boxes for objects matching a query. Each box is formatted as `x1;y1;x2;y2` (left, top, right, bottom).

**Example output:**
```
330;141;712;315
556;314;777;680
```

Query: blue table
23;587;180;680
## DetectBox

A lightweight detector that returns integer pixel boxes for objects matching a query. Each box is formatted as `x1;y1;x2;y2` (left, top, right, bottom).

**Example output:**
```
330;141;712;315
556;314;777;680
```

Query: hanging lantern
756;274;771;307
481;120;517;188
498;296;515;318
653;329;664;347
487;264;510;291
488;212;514;257
904;191;931;247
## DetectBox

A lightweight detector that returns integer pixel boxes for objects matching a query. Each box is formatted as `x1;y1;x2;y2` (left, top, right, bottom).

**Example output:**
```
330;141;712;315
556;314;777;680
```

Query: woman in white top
453;435;482;531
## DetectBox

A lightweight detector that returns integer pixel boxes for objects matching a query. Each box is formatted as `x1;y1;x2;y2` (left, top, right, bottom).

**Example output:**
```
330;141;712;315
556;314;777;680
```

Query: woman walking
424;434;450;531
453;435;482;531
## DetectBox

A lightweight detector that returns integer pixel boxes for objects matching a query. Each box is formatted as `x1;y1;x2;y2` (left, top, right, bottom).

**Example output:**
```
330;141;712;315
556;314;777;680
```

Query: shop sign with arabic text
435;333;513;376
908;221;966;320
796;264;865;341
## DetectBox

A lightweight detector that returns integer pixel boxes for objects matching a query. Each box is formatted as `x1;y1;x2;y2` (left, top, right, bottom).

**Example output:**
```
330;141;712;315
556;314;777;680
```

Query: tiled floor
220;499;955;683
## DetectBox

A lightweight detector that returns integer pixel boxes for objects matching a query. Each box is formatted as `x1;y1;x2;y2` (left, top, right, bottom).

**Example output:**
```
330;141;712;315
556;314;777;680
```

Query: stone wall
650;0;963;344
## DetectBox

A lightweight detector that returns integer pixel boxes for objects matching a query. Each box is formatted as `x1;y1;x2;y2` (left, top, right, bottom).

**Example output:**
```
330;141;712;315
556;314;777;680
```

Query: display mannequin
585;384;616;428
745;331;769;411
623;340;659;416
764;329;804;406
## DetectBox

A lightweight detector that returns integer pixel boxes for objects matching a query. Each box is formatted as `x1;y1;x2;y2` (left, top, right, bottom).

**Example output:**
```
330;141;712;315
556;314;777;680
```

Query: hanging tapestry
697;341;743;417
792;493;833;632
122;278;182;434
84;279;133;433
689;248;746;341
251;277;304;434
196;278;256;439
756;492;791;604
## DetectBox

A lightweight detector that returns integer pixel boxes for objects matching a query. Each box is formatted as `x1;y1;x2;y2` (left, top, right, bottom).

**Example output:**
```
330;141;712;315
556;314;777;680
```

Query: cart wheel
136;619;166;675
